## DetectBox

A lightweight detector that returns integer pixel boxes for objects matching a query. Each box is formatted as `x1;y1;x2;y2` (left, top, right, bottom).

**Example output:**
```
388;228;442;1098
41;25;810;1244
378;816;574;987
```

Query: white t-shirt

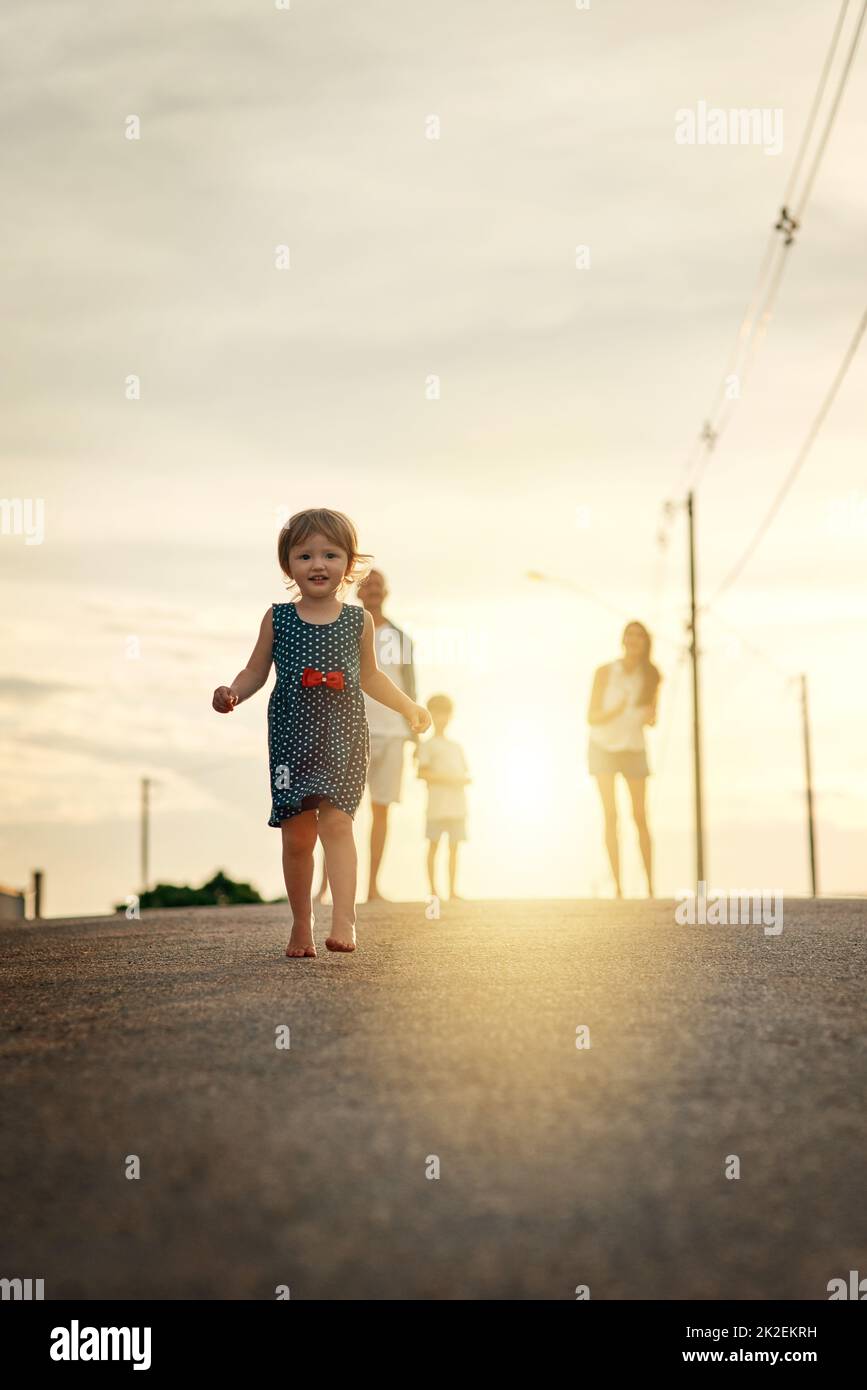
588;660;650;752
364;621;412;738
417;735;469;819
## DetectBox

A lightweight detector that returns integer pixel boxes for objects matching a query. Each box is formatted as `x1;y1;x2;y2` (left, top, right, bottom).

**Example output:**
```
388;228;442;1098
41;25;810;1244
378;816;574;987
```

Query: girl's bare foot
286;915;316;958
325;915;356;952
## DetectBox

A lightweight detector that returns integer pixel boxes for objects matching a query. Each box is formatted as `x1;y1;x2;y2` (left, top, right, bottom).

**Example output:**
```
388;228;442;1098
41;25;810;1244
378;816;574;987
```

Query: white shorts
426;817;467;844
367;735;406;805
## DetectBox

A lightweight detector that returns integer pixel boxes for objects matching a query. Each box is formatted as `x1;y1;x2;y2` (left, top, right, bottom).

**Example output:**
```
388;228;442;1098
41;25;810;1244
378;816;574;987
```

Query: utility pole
687;492;705;885
800;674;818;897
32;869;43;920
141;777;151;895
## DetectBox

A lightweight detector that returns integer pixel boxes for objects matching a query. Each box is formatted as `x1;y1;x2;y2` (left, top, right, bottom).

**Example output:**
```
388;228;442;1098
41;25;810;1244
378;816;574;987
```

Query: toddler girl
213;508;430;956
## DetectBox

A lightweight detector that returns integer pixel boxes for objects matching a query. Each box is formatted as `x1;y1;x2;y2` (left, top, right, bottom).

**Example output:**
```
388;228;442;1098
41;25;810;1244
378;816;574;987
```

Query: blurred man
314;568;418;902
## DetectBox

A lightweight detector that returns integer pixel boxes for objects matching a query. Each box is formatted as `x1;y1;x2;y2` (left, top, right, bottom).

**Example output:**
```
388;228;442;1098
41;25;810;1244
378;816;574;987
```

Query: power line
525;570;688;653
792;0;867;220
705;307;867;608
694;0;864;482
703;0;867;472
649;500;679;637
684;237;786;493
783;1;853;206
661;0;860;515
693;246;789;482
700;608;799;689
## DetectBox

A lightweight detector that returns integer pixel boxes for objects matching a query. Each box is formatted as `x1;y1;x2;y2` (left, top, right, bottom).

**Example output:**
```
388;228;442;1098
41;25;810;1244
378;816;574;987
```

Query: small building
0;883;26;922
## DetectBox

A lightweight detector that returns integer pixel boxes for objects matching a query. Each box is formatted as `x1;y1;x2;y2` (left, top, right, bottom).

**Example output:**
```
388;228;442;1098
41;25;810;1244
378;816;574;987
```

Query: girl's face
290;533;349;599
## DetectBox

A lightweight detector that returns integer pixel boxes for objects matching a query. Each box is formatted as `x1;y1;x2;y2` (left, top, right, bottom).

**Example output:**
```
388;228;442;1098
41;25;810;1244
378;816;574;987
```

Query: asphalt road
1;897;865;1299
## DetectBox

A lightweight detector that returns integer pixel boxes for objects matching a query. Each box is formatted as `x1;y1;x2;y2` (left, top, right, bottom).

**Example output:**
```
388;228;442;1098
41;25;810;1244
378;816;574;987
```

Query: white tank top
588;659;648;752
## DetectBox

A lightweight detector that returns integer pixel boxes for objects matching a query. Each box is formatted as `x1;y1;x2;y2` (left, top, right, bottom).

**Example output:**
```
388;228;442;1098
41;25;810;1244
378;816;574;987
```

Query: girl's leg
317;801;358;951
594;773;622;898
626;776;653;897
426;838;438;899
314;852;329;903
447;839;462;899
280;811;319;956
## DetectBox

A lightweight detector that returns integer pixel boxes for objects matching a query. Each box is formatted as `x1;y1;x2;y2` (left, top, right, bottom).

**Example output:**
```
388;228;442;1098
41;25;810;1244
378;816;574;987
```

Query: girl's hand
408;703;432;734
213;686;239;713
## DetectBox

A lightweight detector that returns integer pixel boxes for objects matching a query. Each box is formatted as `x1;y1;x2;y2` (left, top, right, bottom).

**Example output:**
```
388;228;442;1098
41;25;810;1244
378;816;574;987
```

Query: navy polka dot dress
267;601;370;826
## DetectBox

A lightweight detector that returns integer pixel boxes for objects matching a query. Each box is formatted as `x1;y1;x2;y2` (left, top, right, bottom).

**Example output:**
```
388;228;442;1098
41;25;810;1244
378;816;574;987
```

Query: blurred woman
587;621;662;898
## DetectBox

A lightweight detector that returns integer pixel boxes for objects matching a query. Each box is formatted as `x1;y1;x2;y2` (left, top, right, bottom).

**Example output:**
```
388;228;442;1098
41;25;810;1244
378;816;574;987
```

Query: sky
2;0;866;917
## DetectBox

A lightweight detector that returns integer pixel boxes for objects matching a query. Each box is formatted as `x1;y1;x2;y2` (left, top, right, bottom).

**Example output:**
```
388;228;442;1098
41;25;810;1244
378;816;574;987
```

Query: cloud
0;676;78;701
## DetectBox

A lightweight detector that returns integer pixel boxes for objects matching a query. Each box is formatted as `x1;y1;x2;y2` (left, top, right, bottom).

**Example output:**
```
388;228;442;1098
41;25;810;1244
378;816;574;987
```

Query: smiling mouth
310;577;327;584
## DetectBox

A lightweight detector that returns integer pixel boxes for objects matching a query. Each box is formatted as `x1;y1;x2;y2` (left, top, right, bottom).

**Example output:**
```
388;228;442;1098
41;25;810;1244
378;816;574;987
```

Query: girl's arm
360;610;431;732
587;665;627;726
213;608;274;712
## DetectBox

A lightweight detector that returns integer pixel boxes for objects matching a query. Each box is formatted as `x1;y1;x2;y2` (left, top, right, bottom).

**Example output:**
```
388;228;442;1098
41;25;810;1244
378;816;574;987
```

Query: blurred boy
416;694;471;902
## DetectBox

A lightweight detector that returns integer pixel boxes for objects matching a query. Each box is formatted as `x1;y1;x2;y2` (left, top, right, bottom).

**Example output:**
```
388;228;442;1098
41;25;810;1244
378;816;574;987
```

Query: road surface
1;897;865;1299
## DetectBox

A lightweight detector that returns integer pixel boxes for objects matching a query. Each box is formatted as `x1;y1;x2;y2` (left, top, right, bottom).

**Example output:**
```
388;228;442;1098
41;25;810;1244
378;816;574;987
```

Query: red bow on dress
301;667;345;690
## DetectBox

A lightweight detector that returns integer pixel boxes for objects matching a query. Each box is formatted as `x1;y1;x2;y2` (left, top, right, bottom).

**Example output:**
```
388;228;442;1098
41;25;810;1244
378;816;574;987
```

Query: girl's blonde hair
277;508;373;597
